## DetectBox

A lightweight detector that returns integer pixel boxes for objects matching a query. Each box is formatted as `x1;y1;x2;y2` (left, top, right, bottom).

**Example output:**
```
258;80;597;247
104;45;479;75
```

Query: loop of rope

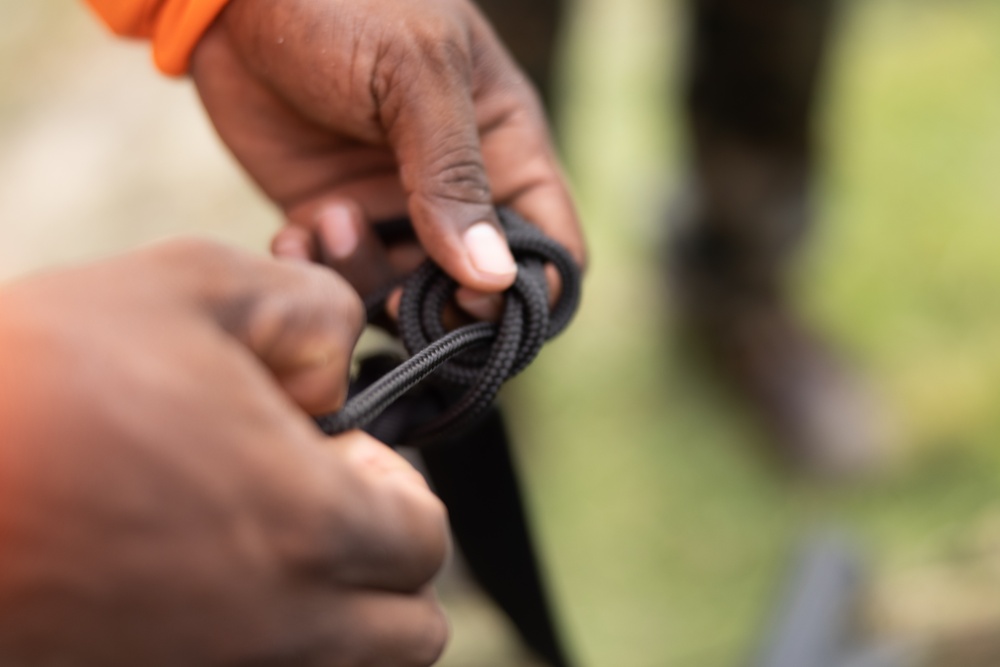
315;208;581;445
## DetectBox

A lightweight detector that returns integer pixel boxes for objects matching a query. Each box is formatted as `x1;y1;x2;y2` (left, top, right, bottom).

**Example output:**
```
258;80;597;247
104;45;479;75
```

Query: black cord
315;208;582;445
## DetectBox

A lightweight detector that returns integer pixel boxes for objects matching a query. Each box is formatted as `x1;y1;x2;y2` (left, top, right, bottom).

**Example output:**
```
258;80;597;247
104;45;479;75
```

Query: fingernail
317;204;358;260
463;222;516;279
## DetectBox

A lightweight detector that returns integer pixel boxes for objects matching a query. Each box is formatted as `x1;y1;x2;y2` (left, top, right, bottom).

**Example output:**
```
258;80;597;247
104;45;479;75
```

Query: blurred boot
670;0;887;477
669;167;887;477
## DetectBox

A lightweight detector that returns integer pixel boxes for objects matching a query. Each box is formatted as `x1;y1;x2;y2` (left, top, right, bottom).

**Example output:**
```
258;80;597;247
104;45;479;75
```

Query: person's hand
190;0;586;318
0;239;450;667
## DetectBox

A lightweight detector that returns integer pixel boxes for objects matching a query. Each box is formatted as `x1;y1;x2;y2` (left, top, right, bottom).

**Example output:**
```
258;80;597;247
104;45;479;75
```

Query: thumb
381;50;517;292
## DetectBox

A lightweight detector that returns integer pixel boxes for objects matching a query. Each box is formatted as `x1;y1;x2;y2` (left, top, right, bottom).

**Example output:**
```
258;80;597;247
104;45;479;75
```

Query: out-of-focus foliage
494;0;1000;665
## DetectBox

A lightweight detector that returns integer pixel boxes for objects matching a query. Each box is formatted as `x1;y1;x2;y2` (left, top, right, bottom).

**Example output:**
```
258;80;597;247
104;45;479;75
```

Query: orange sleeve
84;0;233;76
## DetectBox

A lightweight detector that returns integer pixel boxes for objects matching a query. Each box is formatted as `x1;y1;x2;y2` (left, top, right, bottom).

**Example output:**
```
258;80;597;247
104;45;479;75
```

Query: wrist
85;0;234;76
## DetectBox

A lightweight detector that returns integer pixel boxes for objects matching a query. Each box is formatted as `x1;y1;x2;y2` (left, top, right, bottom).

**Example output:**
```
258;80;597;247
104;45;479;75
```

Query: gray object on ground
752;531;914;667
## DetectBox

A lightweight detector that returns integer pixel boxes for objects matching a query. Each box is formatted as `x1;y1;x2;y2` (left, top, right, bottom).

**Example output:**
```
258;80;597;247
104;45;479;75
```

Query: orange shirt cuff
85;0;233;76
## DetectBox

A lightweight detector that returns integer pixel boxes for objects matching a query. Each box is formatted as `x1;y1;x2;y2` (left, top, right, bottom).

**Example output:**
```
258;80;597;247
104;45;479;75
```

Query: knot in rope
316;208;581;446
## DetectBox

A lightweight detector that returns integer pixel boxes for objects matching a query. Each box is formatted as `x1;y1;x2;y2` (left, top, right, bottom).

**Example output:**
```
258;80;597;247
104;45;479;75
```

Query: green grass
438;0;1000;665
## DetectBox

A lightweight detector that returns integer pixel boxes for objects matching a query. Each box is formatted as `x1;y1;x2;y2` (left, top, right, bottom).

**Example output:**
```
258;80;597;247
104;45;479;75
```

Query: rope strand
316;208;582;445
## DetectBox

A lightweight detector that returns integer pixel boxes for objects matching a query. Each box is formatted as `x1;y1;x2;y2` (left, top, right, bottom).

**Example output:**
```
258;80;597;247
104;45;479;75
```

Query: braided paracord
315;208;582;445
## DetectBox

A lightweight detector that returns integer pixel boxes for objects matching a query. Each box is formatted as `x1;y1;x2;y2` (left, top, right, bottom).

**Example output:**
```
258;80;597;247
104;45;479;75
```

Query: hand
190;0;586;317
0;240;450;667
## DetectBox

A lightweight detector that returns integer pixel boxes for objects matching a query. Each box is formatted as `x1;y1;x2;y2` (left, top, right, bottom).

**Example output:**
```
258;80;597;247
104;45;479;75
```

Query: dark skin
0;1;586;662
0;240;450;666
191;0;586;318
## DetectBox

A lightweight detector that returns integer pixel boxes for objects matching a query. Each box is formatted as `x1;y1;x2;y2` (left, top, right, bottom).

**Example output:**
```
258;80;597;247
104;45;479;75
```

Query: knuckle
274;481;357;578
407;13;469;70
146;237;243;305
366;473;450;589
331;276;366;334
372;18;471;131
239;259;365;362
304;263;364;320
403;493;450;583
283;263;366;341
424;144;492;205
406;603;450;667
245;291;303;358
373;13;467;88
417;36;467;81
318;379;349;413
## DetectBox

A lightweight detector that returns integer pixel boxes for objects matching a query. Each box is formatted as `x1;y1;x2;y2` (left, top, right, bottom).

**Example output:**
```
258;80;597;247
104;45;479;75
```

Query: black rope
315;208;581;445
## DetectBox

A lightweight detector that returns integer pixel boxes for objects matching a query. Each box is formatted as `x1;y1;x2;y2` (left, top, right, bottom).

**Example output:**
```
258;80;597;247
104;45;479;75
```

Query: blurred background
3;0;1000;665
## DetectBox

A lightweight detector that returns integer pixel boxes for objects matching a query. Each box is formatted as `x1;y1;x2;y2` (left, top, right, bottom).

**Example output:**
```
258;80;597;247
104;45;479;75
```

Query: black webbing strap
420;407;574;667
315;208;581;445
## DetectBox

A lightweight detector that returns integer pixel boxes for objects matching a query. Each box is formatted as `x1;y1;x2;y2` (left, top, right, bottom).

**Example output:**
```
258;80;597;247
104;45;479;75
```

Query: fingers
271;224;317;262
319;589;449;667
333;592;448;667
374;21;518;294
149;239;366;414
375;14;583;303
501;169;587;272
475;88;587;272
453;91;584;320
238;264;365;415
470;11;586;274
318;433;450;594
234;265;365;415
279;197;428;302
